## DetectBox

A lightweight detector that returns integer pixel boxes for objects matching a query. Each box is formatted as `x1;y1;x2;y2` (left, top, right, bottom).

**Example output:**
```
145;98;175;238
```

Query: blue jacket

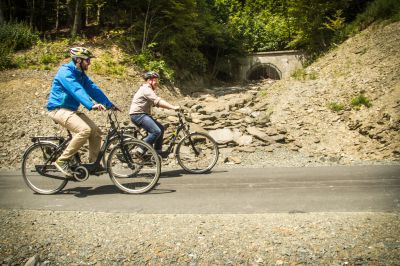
47;61;113;111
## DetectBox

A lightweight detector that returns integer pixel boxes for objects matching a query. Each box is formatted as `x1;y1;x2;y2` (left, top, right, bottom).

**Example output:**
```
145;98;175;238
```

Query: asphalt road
0;165;399;214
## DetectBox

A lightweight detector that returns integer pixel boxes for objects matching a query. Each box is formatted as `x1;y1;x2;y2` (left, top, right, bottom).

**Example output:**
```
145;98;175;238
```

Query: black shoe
97;165;107;173
117;153;127;163
134;150;152;161
157;151;169;159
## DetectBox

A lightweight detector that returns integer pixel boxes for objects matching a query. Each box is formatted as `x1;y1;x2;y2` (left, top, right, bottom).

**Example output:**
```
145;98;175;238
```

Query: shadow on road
61;184;176;197
160;169;186;178
161;169;227;178
62;185;120;197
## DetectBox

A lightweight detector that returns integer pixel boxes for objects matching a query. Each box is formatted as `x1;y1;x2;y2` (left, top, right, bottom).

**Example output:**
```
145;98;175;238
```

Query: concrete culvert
247;63;281;80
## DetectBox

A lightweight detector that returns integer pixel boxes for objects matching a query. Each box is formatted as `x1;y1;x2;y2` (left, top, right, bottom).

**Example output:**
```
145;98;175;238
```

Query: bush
351;94;372;108
328;102;345;112
343;0;400;36
13;39;68;70
132;49;174;82
0;22;39;51
0;22;39;70
291;68;318;80
0;44;14;70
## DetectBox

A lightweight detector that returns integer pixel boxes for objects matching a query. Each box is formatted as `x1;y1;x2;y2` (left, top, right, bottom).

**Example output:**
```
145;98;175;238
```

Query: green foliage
0;44;14;70
0;22;39;51
0;22;39;70
351;94;372;108
91;52;127;77
324;10;346;32
287;0;350;56
213;0;292;52
291;68;318;80
131;49;174;81
328;102;345;112
342;0;400;37
2;0;399;80
14;39;69;70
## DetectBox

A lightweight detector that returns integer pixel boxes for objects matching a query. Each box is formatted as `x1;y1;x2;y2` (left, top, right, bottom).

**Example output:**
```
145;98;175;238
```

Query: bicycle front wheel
21;142;68;194
107;139;161;194
176;132;219;174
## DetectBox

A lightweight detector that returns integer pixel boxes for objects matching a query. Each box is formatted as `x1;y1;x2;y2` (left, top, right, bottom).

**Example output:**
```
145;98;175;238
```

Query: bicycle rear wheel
21;142;68;194
176;132;219;174
107;139;160;194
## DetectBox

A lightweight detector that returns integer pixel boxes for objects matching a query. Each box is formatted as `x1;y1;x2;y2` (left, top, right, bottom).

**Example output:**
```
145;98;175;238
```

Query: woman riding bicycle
47;47;119;176
129;71;180;158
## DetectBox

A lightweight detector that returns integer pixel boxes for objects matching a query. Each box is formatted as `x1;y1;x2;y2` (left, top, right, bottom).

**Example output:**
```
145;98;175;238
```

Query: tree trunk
67;0;74;28
96;2;104;26
29;0;35;29
71;0;82;39
39;0;45;31
81;0;86;29
7;0;12;21
55;0;59;30
142;0;152;52
85;3;89;26
0;0;4;24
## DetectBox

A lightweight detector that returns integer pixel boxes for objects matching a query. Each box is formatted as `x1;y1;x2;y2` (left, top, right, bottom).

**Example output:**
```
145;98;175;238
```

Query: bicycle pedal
94;170;107;175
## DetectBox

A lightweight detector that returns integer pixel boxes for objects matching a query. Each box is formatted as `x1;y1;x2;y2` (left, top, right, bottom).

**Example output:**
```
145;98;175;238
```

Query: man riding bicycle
47;47;118;176
129;71;180;158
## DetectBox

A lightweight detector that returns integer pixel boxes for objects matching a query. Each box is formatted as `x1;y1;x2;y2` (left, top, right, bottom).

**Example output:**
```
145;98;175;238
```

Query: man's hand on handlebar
92;104;106;111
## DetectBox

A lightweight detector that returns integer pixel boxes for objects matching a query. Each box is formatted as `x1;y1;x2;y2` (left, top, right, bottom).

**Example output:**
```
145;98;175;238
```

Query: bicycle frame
89;111;134;171
154;111;199;157
163;121;186;155
31;110;132;175
32;131;74;174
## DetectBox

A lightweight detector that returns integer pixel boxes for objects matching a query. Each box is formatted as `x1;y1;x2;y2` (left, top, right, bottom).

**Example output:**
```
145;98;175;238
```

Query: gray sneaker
54;159;72;176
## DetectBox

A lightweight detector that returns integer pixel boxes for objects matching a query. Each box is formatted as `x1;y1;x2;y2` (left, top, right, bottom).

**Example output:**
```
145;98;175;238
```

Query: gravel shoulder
1;210;399;265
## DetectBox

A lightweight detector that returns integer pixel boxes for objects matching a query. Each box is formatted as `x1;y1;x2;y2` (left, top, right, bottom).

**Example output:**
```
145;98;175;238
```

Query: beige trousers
48;108;102;162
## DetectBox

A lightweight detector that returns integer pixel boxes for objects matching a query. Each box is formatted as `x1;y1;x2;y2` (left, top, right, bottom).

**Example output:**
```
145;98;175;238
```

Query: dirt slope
257;21;400;163
0;21;399;169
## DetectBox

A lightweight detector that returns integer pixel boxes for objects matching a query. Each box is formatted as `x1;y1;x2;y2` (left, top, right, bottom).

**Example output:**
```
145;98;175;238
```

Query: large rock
208;128;235;144
246;126;268;142
234;135;253;146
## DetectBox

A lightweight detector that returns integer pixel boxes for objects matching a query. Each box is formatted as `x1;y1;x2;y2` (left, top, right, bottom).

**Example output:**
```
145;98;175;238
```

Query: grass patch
291;68;318;80
91;52;127;77
14;39;69;70
351;94;372;108
328;102;345;112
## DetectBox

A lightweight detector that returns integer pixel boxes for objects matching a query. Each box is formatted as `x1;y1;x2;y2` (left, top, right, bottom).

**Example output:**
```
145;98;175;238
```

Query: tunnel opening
247;63;281;80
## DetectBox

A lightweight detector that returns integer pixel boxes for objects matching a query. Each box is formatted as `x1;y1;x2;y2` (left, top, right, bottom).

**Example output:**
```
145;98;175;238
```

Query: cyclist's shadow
161;169;226;178
62;185;121;197
160;169;186;178
62;183;175;197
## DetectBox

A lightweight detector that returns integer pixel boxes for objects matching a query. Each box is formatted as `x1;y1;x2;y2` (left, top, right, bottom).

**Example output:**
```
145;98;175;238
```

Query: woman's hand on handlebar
92;104;106;111
173;105;181;111
111;105;122;112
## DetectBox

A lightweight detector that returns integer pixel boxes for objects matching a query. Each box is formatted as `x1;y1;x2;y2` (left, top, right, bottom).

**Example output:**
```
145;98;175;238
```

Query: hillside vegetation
2;0;399;82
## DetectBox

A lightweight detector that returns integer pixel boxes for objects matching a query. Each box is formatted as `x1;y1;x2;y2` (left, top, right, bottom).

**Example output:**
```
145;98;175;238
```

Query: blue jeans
130;114;164;152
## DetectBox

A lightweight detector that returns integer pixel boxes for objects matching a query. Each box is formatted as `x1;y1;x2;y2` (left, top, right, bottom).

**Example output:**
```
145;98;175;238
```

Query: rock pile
153;80;299;165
